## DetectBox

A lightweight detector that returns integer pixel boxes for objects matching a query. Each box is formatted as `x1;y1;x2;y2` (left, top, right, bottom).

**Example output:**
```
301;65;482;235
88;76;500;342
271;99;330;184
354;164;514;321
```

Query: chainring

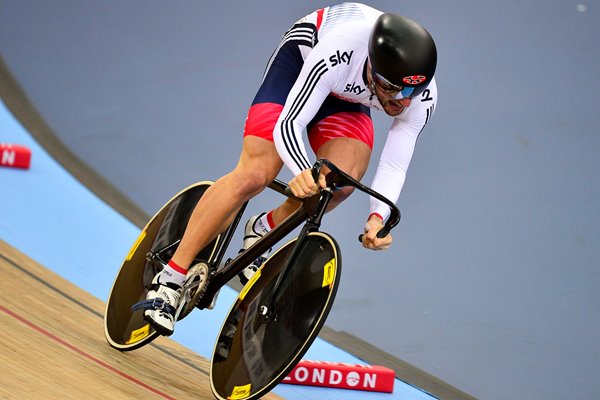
177;261;211;320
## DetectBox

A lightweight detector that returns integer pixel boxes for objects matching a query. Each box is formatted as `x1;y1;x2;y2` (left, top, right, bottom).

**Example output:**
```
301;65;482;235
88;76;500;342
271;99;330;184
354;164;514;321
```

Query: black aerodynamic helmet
368;13;437;98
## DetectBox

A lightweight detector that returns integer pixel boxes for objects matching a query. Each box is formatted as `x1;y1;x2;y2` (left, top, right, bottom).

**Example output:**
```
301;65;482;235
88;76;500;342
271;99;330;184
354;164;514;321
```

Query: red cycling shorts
243;103;374;154
242;28;373;153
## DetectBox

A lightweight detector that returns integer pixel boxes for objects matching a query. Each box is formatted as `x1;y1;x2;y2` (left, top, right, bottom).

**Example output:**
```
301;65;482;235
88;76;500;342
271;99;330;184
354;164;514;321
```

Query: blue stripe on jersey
263;23;317;80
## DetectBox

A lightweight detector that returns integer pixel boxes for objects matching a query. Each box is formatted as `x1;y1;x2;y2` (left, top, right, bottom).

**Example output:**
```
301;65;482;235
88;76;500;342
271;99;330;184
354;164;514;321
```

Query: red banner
1;144;31;169
283;360;395;393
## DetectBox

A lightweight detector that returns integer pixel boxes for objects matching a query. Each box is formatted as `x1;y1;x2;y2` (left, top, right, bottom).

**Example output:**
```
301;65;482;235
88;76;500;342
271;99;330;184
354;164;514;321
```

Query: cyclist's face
374;83;412;116
367;64;412;116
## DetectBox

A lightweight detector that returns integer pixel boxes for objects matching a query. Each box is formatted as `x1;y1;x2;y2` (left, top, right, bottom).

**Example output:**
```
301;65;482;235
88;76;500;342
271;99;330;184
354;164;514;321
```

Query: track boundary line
0;249;210;376
1;304;176;400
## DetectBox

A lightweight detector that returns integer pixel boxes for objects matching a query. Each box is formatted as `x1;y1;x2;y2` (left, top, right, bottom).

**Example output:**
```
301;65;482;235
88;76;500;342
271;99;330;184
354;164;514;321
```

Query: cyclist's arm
272;51;333;176
370;80;438;221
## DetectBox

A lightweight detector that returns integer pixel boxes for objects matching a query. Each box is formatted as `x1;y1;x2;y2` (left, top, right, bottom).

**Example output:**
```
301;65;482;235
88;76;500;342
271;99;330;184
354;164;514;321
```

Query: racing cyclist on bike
143;3;438;336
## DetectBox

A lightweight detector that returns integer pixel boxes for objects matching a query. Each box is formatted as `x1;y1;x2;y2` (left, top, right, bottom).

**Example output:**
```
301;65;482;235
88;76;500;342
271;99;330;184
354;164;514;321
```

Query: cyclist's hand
361;214;393;251
288;168;326;198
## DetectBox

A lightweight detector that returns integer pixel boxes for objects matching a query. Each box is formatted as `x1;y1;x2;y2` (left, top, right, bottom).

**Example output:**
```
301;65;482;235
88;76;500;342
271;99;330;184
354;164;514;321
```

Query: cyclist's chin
375;93;405;116
382;101;405;116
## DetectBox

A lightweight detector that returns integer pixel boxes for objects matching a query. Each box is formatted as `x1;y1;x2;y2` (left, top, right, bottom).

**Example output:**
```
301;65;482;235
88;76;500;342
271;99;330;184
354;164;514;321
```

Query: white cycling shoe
143;272;181;336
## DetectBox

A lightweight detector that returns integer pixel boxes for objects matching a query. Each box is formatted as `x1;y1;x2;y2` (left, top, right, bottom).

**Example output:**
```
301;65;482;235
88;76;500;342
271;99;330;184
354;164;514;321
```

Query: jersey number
420;89;433;102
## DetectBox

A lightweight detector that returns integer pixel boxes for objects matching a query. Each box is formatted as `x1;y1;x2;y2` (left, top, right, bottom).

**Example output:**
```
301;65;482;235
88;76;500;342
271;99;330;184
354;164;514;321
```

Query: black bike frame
195;159;401;310
196;179;309;309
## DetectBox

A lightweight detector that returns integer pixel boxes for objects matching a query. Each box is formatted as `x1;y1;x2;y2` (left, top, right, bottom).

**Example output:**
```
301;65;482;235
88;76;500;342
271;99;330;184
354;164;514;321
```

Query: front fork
259;187;334;321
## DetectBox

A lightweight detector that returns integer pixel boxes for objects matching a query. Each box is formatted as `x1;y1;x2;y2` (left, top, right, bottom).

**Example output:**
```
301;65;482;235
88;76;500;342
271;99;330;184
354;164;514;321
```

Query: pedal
207;288;220;310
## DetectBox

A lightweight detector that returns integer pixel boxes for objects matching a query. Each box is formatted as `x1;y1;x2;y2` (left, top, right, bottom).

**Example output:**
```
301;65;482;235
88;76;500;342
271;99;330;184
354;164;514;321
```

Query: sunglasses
372;71;416;99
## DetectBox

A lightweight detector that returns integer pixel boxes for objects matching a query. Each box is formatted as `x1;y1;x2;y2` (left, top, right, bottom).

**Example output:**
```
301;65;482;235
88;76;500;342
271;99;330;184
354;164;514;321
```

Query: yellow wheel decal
239;269;261;301
126;324;150;344
322;258;336;288
125;230;146;261
228;383;251;399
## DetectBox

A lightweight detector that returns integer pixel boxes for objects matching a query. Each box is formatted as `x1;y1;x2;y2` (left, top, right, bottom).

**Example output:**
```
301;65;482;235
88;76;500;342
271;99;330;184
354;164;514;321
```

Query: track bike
103;159;400;400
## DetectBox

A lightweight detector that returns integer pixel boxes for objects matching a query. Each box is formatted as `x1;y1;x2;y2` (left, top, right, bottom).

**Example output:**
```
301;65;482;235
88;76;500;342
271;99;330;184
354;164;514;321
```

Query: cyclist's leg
173;24;308;270
233;38;306;253
170;135;283;270
235;103;372;285
269;134;371;225
143;135;282;334
315;135;372;210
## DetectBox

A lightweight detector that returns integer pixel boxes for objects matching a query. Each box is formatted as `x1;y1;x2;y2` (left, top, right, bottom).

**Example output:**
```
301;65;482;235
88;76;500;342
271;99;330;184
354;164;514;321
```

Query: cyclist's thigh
317;137;371;181
308;97;374;180
239;40;303;180
235;136;283;184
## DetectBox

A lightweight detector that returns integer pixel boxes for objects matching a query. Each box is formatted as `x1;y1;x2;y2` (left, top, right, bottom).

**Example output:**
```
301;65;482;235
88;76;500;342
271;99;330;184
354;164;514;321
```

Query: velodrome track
1;240;283;400
0;90;471;399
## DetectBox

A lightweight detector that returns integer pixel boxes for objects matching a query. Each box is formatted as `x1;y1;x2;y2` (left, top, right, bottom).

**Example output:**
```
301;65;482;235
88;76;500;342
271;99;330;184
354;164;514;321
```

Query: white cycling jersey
272;3;438;220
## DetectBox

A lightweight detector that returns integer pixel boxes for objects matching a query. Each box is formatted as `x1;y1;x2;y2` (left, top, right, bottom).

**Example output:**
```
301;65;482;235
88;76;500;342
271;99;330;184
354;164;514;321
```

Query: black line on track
0;251;209;376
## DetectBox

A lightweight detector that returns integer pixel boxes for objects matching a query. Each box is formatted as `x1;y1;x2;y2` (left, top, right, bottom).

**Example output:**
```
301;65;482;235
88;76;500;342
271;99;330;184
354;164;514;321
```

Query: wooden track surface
0;240;282;400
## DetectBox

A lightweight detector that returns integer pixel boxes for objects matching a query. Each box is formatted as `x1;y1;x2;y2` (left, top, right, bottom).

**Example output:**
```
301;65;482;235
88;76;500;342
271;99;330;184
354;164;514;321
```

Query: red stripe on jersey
243;103;284;141
308;112;374;153
316;8;325;31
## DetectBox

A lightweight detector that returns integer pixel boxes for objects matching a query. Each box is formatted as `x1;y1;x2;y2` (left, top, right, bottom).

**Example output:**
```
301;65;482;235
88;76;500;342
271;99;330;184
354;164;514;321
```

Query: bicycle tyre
103;181;221;351
210;232;341;400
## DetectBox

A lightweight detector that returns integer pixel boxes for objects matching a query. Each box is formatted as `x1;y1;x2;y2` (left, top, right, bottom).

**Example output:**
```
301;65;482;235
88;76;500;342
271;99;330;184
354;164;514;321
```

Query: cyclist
143;2;438;336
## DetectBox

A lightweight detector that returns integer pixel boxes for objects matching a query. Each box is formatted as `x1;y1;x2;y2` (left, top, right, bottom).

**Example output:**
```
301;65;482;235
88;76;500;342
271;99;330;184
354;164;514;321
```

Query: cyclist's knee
230;168;273;198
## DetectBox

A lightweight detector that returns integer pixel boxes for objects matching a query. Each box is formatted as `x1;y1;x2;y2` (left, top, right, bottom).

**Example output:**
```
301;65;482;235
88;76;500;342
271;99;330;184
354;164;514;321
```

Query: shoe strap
131;298;177;316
